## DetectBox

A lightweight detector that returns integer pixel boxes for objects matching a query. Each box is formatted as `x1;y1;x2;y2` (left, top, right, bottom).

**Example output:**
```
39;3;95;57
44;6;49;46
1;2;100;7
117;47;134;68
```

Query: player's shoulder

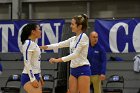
69;36;76;40
82;33;89;40
82;33;88;37
24;40;36;46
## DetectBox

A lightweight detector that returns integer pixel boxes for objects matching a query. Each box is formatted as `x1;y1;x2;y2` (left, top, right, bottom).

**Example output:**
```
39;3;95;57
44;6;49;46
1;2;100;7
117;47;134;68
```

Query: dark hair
73;14;88;32
21;23;38;44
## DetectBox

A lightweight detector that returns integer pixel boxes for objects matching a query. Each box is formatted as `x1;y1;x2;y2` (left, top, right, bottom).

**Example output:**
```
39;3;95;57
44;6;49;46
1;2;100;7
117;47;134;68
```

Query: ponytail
21;23;37;44
73;14;88;32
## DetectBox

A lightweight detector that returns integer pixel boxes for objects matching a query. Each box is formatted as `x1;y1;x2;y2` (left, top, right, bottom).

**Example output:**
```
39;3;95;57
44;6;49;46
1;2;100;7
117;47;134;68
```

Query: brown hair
73;14;88;32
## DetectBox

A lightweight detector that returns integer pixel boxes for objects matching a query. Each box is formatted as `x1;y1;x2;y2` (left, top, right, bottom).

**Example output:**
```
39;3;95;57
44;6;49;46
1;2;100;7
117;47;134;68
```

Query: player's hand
99;74;106;80
49;58;57;64
49;58;63;64
31;80;39;88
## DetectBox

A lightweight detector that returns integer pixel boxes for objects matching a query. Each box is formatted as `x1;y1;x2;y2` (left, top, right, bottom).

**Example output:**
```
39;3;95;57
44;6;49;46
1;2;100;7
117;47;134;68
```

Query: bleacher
0;52;67;93
0;51;140;93
103;52;140;93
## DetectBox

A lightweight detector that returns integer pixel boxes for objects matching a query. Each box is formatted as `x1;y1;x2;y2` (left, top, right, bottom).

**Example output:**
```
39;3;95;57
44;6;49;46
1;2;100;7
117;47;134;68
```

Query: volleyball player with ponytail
40;14;91;93
21;23;44;93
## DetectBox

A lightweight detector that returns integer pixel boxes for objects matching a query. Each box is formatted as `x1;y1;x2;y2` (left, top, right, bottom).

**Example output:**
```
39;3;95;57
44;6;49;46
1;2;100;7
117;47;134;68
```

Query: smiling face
70;18;82;33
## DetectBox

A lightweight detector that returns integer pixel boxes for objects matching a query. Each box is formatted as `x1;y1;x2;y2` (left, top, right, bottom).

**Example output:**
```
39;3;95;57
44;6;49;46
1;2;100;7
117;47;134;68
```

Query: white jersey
47;33;90;68
22;40;41;82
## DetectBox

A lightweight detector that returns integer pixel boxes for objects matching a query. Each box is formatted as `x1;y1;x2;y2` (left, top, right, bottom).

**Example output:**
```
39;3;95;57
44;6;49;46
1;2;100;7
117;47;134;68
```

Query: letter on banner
40;23;61;53
0;24;14;52
133;23;140;52
109;22;128;53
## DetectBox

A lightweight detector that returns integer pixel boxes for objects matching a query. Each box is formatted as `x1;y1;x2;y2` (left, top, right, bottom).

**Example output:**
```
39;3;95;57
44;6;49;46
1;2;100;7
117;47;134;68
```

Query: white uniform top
47;33;90;68
22;40;41;82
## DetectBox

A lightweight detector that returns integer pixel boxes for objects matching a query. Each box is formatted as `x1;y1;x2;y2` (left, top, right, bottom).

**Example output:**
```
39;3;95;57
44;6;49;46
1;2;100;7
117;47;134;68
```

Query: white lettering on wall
0;24;14;52
109;22;128;53
40;23;61;53
133;23;140;52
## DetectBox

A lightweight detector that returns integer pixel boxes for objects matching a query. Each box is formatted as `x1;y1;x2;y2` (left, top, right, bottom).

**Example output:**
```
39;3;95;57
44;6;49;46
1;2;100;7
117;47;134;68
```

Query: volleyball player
40;14;91;93
21;23;44;93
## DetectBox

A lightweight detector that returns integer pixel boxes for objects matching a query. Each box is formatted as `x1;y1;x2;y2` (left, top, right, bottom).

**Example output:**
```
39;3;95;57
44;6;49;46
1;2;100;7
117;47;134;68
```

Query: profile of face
89;32;98;45
32;25;41;39
70;19;82;33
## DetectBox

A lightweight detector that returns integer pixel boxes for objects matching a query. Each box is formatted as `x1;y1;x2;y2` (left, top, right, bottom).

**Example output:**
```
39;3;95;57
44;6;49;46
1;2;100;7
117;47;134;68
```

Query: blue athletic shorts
70;65;91;78
21;73;40;86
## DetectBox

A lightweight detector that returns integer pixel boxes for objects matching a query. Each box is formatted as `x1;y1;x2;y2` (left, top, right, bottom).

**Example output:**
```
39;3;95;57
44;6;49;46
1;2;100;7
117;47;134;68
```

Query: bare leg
69;75;78;93
78;76;90;93
23;81;42;93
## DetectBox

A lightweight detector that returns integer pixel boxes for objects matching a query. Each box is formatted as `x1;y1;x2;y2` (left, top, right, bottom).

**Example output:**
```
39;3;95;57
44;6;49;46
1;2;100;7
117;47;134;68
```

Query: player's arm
61;35;89;62
23;41;39;88
50;35;89;63
40;38;71;50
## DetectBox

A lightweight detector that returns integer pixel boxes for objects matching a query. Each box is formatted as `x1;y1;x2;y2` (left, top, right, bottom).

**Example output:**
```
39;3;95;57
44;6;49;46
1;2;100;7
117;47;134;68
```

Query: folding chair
1;74;21;93
103;75;124;93
42;74;55;93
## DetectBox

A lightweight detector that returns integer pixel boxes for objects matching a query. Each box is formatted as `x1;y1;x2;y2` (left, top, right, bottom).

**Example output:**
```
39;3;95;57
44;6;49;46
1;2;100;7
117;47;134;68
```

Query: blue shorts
21;73;40;86
70;65;91;78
